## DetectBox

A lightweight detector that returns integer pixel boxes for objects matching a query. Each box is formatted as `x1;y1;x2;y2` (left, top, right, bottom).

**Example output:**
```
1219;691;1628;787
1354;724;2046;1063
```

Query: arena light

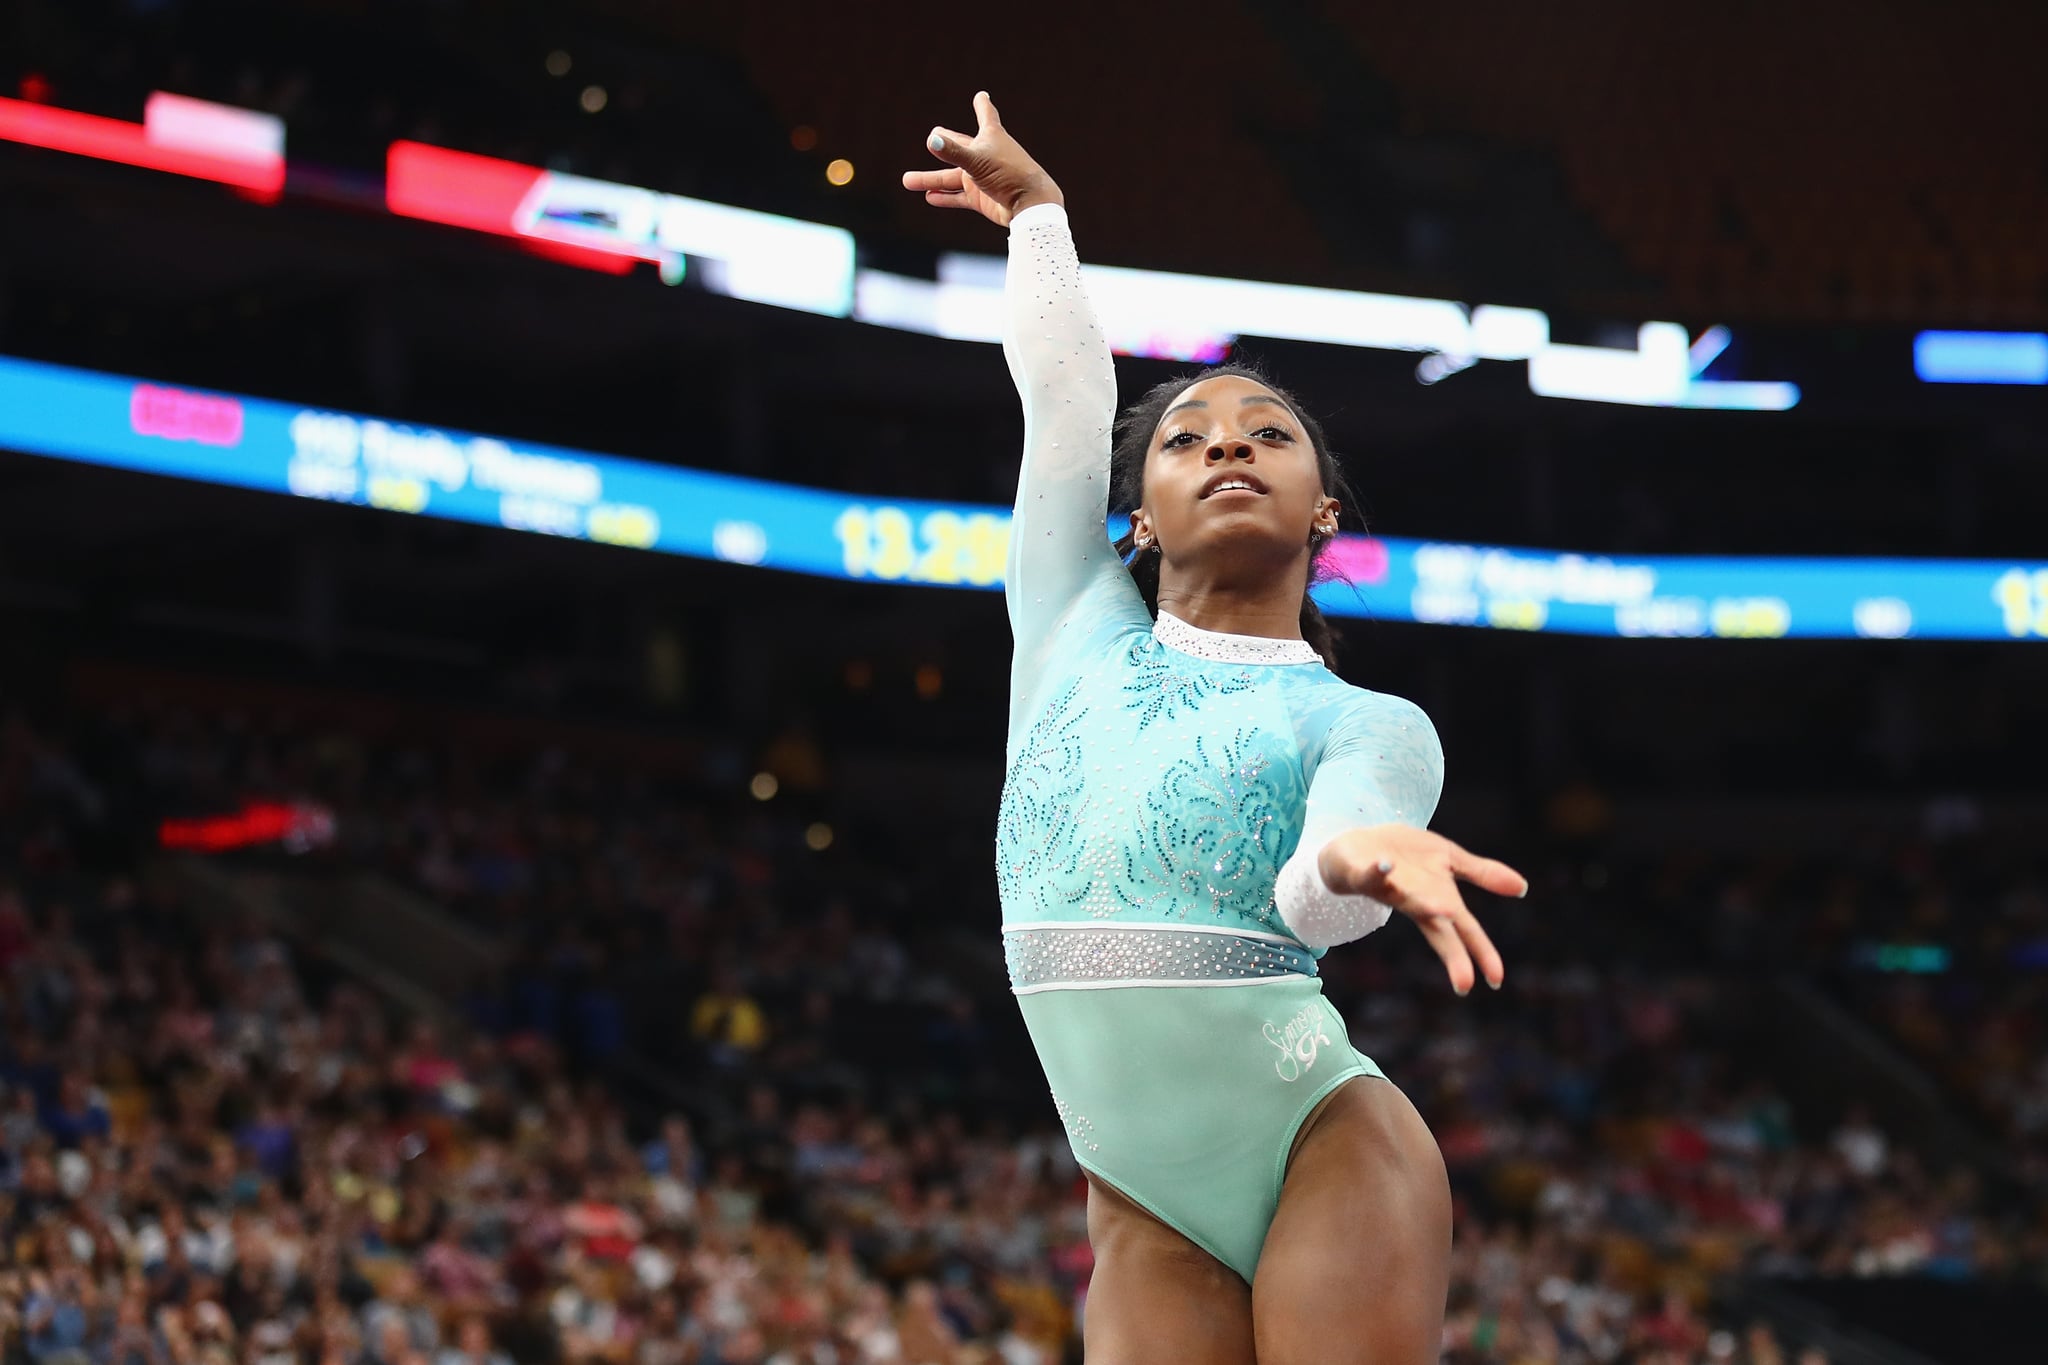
853;271;945;337
0;99;1797;408
143;92;283;163
1913;330;2048;385
1672;380;1802;412
896;254;1792;406
1528;323;1801;412
1528;323;1692;406
0;91;285;198
386;142;856;315
0;351;2032;641
367;138;1794;403
159;800;336;853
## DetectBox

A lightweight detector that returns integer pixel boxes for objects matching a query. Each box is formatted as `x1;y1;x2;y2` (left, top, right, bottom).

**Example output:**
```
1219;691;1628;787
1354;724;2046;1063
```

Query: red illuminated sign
0;93;285;198
159;801;335;853
387;141;649;275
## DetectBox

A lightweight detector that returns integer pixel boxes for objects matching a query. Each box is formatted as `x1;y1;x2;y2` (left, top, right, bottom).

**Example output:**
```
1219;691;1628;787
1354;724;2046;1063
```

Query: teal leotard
994;204;1445;1284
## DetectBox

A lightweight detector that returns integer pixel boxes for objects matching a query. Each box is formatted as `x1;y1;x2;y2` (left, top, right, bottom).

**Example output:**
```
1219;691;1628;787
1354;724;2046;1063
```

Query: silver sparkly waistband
1002;922;1317;993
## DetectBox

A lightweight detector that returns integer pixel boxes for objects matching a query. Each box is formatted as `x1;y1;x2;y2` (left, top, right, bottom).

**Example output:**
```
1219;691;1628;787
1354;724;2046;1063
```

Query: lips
1199;470;1269;498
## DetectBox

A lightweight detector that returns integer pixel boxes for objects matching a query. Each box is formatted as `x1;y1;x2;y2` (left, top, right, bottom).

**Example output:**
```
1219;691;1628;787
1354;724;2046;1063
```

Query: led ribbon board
0;92;285;198
0;354;2037;641
0;93;1802;411
1913;331;2048;385
382;142;1798;412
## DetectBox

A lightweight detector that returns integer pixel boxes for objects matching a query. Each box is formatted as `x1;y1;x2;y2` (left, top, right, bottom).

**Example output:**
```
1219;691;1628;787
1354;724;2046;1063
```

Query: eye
1160;431;1202;449
1252;425;1294;443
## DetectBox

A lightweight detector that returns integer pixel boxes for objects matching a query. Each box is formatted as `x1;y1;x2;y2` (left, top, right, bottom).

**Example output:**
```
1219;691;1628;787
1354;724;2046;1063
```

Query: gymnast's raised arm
903;94;1128;725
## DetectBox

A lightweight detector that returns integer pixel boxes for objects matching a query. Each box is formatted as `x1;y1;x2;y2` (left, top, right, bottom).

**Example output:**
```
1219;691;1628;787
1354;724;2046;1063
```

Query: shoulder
1292;676;1442;770
1033;571;1154;665
1282;668;1433;733
1338;687;1437;742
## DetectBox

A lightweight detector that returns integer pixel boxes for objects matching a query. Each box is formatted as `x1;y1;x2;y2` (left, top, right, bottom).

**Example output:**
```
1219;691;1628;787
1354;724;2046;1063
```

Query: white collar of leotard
1153;610;1323;666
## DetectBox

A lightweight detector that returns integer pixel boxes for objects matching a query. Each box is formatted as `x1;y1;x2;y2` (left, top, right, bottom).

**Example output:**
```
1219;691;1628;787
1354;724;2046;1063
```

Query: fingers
903;167;976;211
1414;915;1477;997
1449;847;1530;900
901;168;963;193
924;124;976;167
973;90;1001;134
1380;860;1505;995
1415;904;1504;996
1453;909;1505;993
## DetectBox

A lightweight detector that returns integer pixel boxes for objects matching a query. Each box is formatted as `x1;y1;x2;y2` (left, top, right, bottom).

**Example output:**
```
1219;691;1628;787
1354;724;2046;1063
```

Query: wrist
1315;838;1348;893
1008;177;1064;216
1317;826;1392;895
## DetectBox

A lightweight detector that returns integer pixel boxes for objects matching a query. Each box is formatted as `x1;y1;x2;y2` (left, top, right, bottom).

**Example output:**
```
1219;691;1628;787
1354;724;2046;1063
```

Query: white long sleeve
1001;204;1142;749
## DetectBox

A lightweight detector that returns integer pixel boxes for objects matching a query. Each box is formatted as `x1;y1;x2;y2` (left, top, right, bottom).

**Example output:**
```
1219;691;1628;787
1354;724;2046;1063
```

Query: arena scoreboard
1;354;2040;642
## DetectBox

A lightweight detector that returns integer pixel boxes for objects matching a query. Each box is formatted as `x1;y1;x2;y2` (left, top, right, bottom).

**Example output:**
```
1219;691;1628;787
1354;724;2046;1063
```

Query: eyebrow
1161;395;1291;419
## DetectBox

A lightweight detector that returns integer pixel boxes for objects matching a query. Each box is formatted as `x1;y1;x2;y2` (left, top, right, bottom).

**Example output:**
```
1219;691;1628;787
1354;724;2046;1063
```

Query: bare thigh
1082;1176;1256;1365
1250;1077;1453;1365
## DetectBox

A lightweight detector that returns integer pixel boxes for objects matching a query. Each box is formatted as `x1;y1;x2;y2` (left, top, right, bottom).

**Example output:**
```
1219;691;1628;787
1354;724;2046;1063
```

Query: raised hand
1317;825;1528;996
901;91;1063;227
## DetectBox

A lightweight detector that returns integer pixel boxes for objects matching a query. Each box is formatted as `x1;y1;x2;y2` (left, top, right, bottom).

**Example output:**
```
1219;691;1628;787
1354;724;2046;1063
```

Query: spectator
23;1267;93;1365
689;967;769;1065
1832;1105;1889;1180
360;1270;439;1362
434;1317;513;1365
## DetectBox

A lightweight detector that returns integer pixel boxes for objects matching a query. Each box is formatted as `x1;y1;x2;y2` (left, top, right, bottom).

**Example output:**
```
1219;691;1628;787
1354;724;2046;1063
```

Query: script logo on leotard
1264;1004;1333;1083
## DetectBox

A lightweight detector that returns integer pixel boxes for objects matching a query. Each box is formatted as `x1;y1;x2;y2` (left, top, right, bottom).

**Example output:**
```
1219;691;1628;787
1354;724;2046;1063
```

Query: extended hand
1318;825;1527;996
901;91;1063;227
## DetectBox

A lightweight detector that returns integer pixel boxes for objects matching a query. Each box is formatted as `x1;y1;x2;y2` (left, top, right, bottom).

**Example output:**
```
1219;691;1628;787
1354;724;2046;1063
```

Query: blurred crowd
0;876;1086;1365
3;679;2044;1365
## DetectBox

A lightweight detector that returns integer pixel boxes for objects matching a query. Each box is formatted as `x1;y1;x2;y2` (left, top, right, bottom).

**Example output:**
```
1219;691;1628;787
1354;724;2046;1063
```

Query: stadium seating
1318;0;2048;323
4;677;2037;1362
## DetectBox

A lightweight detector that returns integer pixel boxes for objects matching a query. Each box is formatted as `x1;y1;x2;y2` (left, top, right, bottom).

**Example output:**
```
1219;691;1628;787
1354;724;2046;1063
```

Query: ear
1311;497;1341;540
1128;508;1156;549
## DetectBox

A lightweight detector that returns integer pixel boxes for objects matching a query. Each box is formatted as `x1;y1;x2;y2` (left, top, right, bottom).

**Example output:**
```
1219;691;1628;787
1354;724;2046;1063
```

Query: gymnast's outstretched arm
1276;695;1527;994
903;93;1132;740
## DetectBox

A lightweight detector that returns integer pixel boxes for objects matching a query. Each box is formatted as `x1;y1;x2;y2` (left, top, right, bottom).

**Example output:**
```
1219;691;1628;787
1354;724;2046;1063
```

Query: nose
1204;440;1254;463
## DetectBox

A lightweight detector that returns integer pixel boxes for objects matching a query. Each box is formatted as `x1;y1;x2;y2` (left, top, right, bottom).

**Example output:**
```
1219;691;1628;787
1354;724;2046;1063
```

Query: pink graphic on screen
130;384;245;447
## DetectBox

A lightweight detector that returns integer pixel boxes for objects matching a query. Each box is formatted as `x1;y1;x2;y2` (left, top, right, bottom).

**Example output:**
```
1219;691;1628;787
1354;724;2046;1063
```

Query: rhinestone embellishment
1003;925;1316;989
1153;611;1322;666
1051;1092;1100;1153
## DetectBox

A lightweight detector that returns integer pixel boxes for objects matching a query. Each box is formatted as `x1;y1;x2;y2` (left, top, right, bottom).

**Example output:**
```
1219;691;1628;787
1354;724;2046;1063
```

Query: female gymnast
905;94;1528;1364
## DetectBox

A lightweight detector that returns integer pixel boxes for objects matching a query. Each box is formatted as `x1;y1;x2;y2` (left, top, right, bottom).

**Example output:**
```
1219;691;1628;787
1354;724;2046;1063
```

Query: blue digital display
1;354;2042;642
1914;331;2048;385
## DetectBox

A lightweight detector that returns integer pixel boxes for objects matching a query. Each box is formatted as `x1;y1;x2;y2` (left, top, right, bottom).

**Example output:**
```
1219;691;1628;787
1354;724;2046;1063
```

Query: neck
1151;562;1310;640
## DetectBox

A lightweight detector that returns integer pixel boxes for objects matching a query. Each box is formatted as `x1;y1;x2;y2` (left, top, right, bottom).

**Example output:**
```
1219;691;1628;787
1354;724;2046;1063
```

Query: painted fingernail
929;132;946;151
1488;977;1502;991
1516;885;1528;899
1455;984;1470;997
1377;859;1395;875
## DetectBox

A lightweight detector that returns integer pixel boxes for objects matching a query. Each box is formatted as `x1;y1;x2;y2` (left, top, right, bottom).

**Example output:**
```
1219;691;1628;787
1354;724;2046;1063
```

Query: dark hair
1109;362;1359;669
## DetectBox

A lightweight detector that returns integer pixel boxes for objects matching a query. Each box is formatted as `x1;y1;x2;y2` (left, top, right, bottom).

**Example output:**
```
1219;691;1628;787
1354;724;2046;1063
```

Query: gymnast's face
1129;374;1337;574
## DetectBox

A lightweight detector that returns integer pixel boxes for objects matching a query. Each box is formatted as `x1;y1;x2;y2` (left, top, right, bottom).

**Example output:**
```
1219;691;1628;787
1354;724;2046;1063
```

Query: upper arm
1299;694;1445;853
1273;691;1444;951
1001;205;1141;667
